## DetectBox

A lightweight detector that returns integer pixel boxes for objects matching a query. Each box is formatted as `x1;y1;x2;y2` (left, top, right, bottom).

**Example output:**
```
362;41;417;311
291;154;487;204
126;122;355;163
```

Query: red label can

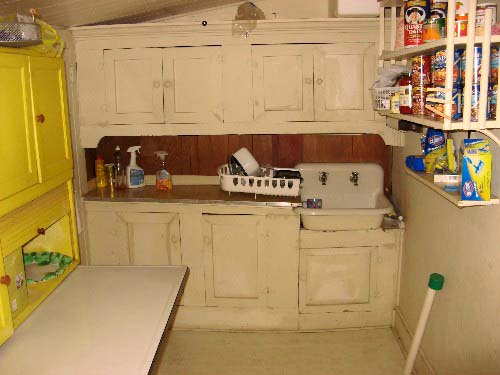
411;55;432;85
412;85;431;115
404;1;429;47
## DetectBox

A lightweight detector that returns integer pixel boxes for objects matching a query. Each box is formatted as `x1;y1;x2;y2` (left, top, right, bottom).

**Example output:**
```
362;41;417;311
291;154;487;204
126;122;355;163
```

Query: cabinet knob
153;81;161;89
0;275;11;286
316;78;324;86
170;235;179;244
304;77;313;85
164;80;173;88
36;114;45;123
37;227;46;235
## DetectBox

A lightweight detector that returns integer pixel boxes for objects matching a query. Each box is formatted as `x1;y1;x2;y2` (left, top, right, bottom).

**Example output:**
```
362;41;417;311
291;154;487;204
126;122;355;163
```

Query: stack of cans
460;47;490;122
489;46;498;120
430;49;462;120
411;55;432;115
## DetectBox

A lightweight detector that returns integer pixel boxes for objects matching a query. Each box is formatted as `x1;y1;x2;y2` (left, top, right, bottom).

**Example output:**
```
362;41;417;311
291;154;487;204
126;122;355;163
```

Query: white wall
392;130;500;374
155;0;330;22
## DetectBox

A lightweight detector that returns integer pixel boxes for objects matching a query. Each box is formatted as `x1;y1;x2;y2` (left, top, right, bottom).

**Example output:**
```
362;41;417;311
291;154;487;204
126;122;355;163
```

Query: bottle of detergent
126;146;145;188
154;151;173;191
95;155;108;188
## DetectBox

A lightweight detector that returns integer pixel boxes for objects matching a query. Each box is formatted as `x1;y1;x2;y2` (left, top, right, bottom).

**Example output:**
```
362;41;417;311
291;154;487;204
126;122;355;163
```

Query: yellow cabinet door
0;252;14;346
0;54;38;201
30;57;72;182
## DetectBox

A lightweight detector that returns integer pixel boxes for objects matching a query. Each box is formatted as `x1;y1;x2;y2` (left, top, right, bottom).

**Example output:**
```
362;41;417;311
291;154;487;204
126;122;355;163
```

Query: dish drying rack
218;164;301;197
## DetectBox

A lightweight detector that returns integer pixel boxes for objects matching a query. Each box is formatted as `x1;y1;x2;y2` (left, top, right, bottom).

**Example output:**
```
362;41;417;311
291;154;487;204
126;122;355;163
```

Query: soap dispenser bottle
126;146;145;188
154;151;173;191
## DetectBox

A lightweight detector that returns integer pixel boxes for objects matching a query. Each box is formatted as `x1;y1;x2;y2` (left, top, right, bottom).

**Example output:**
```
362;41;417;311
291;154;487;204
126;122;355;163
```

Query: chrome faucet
350;171;359;186
319;171;328;185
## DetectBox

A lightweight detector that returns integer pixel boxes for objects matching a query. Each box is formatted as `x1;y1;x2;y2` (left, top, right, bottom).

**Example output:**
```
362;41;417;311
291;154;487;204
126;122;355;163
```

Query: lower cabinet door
86;212;181;266
299;246;394;314
202;215;267;307
0;252;14;345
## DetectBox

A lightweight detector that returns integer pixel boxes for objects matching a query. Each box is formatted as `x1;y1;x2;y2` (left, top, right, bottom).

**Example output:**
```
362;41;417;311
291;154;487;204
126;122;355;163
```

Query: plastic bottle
95;155;108;188
399;72;413;114
126;146;145;189
114;146;126;190
154;151;173;191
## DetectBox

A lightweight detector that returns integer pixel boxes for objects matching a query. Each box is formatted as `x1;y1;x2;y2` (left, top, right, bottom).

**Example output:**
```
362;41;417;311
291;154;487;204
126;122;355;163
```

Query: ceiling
0;0;242;27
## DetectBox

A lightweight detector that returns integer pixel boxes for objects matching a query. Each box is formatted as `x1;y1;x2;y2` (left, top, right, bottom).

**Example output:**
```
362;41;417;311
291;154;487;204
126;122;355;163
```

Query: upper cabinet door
314;43;376;121
163;46;223;123
0;54;38;201
104;48;164;124
252;45;314;122
30;57;73;182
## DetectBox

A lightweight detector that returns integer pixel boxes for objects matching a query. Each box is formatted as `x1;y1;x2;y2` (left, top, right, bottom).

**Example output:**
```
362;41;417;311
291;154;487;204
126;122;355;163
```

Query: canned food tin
455;16;468;37
460;47;485;83
431;85;462;120
411;55;432;85
464;83;490;122
456;0;469;15
476;3;497;36
432;49;461;85
491;45;499;83
430;0;447;19
404;0;430;47
489;83;497;120
412;85;431;115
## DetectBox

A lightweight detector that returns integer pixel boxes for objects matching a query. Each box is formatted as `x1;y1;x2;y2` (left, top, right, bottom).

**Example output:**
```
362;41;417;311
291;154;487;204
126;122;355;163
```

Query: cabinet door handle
304;77;313;85
36;114;45;123
0;275;11;286
164;80;173;88
316;78;324;86
153;81;161;89
37;227;46;235
170;235;179;244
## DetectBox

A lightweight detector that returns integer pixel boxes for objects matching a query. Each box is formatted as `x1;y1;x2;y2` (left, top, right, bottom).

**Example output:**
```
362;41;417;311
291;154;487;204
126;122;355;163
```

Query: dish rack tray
0;22;41;47
218;164;300;197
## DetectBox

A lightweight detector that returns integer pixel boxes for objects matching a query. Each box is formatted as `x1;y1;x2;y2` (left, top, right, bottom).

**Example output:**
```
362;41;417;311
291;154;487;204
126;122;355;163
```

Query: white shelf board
405;167;499;207
378;111;500;130
378;0;402;7
380;36;500;61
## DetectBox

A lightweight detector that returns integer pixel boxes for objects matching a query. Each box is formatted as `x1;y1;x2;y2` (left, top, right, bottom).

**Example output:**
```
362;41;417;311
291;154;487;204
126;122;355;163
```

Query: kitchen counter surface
83;185;303;207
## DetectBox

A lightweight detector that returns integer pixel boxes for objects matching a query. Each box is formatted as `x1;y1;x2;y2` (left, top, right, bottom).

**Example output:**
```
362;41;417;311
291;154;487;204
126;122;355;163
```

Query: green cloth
23;252;73;284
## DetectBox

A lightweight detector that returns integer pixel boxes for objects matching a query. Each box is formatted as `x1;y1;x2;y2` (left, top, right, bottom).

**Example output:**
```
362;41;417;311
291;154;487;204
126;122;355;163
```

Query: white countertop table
0;265;187;375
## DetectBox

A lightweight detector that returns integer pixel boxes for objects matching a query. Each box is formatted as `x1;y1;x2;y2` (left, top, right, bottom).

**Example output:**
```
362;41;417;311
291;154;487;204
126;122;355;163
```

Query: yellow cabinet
0;54;38;202
30;57;73;182
0;253;14;345
0;53;73;217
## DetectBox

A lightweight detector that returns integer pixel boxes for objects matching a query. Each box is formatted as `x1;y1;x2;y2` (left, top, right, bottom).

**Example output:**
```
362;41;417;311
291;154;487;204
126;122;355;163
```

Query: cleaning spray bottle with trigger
126;146;145;188
155;151;173;191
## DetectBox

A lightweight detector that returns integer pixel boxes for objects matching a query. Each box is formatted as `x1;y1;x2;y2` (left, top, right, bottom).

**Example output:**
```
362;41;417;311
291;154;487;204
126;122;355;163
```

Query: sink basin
295;163;393;231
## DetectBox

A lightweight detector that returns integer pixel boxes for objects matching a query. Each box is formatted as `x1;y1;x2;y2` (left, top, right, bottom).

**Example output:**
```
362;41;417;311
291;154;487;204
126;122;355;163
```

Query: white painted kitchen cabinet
163;46;223;123
86;211;181;266
202;215;267;307
313;43;376;121
252;44;314;122
103;48;164;124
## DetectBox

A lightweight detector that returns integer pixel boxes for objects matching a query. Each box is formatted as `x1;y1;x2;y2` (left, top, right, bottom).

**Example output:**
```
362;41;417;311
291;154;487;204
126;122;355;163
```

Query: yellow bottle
95;155;108;188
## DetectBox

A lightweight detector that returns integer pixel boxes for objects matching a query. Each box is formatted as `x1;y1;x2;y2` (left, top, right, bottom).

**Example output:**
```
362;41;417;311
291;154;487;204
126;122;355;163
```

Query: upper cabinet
72;20;405;147
0;53;73;217
0;54;38;202
30;57;73;181
314;43;376;122
104;48;164;124
252;45;314;122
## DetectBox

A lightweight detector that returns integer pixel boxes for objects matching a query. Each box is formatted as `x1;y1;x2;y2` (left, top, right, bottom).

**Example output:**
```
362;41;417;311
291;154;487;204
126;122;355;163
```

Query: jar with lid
398;72;413;114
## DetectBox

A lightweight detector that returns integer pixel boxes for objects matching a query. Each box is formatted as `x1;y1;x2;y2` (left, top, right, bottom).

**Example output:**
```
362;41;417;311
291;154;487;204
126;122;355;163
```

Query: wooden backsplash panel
88;134;393;194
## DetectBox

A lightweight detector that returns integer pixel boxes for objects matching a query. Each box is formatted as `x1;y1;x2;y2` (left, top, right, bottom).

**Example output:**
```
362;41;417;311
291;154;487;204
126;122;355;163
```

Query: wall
86;134;392;193
392;130;500;374
155;0;330;22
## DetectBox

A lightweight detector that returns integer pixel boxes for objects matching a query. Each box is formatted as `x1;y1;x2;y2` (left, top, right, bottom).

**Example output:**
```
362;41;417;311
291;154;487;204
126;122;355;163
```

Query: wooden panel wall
86;134;392;194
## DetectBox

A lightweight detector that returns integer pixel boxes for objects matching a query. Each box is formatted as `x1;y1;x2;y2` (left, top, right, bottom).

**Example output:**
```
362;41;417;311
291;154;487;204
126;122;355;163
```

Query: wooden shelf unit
405;168;499;208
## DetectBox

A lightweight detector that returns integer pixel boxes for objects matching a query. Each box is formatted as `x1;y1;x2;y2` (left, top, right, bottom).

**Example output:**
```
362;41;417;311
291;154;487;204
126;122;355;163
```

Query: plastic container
126;146;145;189
95;155;107;188
370;87;399;110
399;72;413;114
155;151;173;191
114;146;126;190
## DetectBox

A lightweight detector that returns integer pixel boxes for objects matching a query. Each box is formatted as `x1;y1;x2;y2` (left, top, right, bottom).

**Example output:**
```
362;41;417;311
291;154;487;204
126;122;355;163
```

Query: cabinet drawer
0;184;72;258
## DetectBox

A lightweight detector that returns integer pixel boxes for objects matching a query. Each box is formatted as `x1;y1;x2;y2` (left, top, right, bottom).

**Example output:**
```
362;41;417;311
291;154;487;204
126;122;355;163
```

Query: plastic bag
25;19;64;57
372;65;410;88
232;2;266;38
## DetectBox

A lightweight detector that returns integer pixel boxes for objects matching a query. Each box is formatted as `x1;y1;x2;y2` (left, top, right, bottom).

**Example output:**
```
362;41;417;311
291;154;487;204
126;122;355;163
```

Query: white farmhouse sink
295;163;393;231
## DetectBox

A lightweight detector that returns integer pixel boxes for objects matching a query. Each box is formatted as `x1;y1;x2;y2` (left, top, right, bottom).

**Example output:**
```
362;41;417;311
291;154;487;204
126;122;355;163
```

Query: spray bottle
154;151;173;191
126;146;145;188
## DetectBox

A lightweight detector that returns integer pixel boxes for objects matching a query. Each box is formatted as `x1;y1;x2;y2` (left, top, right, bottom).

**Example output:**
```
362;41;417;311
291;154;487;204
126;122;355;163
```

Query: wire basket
0;22;41;47
370;87;399;111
